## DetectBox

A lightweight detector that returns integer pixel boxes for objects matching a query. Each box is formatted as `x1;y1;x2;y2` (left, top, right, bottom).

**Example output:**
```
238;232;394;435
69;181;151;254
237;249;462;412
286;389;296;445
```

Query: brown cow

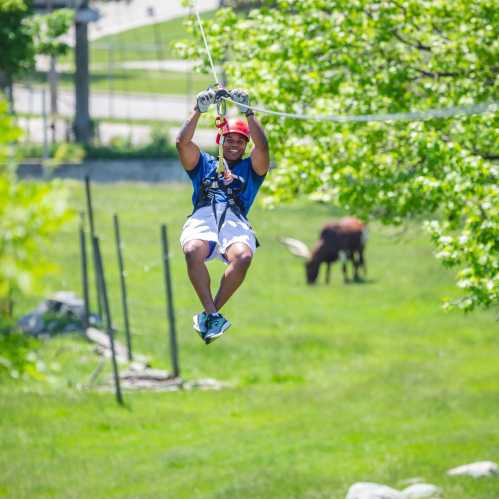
281;217;367;284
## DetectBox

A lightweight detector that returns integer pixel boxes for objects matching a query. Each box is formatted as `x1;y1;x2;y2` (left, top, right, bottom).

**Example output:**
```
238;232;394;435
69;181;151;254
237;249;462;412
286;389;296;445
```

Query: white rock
447;461;498;478
402;483;442;498
346;482;404;499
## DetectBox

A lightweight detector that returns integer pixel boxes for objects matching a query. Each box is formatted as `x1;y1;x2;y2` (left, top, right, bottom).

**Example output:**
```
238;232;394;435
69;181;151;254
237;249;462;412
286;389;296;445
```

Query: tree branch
392;30;432;51
410;66;460;78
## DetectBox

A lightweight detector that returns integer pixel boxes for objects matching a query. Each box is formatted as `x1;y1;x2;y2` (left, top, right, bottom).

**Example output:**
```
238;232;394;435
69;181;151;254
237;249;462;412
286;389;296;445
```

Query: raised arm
247;114;270;176
176;89;215;171
176;110;201;171
230;89;270;176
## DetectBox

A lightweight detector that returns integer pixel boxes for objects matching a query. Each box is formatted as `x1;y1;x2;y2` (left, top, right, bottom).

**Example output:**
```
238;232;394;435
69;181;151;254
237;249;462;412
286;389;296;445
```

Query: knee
231;249;253;271
183;241;207;265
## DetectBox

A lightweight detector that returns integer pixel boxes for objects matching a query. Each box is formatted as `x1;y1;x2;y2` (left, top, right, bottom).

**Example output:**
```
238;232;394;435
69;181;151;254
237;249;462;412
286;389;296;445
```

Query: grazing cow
281;217;368;284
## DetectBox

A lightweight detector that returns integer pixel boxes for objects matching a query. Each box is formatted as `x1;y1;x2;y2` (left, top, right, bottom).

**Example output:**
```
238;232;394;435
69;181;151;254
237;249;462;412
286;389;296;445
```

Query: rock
85;327;150;366
401;483;442;498
18;291;98;336
447;460;498;478
86;327;128;361
346;482;404;499
102;374;231;392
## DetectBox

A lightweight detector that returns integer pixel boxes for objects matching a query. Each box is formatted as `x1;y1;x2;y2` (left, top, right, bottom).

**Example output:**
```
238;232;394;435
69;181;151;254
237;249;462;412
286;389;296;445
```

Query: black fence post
161;224;180;378
113;214;133;362
79;213;90;331
93;236;124;406
85;175;103;320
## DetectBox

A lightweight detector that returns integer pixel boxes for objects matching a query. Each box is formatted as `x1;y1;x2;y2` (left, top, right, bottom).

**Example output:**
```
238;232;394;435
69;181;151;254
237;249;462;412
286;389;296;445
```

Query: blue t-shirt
187;152;266;217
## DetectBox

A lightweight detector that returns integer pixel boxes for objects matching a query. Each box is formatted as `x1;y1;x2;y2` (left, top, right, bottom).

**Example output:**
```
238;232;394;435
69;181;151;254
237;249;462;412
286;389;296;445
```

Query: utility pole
73;1;98;143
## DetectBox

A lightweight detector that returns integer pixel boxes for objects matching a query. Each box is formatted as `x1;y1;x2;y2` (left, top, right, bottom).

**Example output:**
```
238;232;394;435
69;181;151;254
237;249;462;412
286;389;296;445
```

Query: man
176;88;270;344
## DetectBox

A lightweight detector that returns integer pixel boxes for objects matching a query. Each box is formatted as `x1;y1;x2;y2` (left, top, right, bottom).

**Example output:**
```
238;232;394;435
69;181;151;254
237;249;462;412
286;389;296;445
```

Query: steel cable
192;2;498;123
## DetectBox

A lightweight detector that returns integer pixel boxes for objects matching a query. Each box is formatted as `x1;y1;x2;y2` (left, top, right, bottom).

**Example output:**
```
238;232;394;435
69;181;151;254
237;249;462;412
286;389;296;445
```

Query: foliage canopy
0;0;73;87
179;0;498;311
0;100;72;321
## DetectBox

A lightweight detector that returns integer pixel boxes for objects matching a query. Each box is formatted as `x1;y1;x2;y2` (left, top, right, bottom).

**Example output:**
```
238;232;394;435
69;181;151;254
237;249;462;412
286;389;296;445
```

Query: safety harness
193;167;248;234
192;88;246;223
191;87;258;246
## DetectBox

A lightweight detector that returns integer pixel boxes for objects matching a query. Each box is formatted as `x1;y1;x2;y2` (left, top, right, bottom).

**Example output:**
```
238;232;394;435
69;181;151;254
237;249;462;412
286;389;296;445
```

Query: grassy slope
51;11;214;96
89;10;214;63
0;182;498;499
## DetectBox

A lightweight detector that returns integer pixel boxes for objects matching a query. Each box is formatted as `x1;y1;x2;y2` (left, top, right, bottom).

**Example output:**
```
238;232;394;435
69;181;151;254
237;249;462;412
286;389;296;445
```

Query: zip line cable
192;3;498;123
194;8;220;86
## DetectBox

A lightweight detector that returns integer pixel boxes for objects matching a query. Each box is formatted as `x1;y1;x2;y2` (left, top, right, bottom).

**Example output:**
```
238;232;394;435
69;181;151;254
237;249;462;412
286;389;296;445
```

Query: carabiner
214;88;231;117
216;99;226;117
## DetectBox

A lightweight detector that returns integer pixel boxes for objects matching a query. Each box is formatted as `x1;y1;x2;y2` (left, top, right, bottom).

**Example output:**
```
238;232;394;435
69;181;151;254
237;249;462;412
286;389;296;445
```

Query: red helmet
216;118;250;144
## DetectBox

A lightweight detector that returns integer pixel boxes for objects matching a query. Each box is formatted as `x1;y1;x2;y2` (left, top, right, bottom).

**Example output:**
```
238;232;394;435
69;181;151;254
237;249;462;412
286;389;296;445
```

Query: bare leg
214;242;253;311
183;240;217;314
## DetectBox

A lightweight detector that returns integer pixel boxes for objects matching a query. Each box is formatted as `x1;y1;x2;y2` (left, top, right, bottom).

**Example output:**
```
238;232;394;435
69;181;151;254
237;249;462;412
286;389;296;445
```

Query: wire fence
16;1;206;147
77;193;184;375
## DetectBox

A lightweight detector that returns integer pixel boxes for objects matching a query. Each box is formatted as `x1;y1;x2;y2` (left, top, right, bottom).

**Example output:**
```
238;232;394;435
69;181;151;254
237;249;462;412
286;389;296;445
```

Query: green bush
51;142;86;164
1;99;73;320
87;126;177;159
0;331;44;381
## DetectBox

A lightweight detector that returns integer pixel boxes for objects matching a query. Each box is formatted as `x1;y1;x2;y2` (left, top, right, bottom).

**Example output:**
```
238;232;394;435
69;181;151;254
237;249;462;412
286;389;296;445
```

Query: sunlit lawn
0;181;498;499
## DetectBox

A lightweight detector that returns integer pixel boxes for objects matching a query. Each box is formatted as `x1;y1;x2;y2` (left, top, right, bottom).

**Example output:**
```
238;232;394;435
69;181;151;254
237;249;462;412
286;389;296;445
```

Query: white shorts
180;205;257;263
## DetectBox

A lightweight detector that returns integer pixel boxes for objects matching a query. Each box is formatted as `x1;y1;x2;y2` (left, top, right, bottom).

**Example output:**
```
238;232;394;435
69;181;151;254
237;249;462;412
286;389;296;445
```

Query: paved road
15;85;196;122
36;58;198;73
17;116;214;149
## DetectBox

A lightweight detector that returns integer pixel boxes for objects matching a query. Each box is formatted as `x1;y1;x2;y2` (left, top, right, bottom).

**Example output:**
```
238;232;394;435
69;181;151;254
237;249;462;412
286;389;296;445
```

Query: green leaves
30;8;74;58
0;1;73;84
0;100;73;319
179;0;498;311
0;0;35;82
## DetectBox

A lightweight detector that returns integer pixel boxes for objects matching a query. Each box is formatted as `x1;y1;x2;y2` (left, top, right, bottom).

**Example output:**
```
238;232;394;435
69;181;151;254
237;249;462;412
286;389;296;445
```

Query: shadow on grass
347;277;377;285
312;278;377;287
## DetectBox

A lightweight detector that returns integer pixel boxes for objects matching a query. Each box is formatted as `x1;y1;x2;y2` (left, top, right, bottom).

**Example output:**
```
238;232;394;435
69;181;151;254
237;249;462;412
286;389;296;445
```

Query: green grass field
1;182;498;498
46;11;215;97
89;10;215;64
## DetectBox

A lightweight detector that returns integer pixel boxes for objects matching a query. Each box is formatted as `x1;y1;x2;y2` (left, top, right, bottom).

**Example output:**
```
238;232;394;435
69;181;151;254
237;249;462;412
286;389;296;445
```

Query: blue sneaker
193;312;208;340
204;313;231;344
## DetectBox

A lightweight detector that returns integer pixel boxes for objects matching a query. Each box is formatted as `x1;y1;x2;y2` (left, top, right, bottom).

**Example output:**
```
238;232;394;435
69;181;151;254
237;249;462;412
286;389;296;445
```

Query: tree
0;0;72;109
178;0;498;311
0;0;34;101
0;98;72;322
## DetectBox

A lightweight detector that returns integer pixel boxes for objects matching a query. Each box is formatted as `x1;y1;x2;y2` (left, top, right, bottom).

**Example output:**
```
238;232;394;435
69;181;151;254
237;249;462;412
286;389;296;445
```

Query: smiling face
222;133;248;163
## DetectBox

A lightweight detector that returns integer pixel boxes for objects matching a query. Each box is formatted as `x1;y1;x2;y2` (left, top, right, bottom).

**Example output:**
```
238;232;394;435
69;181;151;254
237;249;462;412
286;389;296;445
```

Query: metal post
41;87;49;161
107;42;114;118
74;1;92;143
47;0;58;144
48;55;58;144
26;83;33;143
84;175;103;320
161;224;180;378
79;214;90;331
93;236;124;406
113;214;133;361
